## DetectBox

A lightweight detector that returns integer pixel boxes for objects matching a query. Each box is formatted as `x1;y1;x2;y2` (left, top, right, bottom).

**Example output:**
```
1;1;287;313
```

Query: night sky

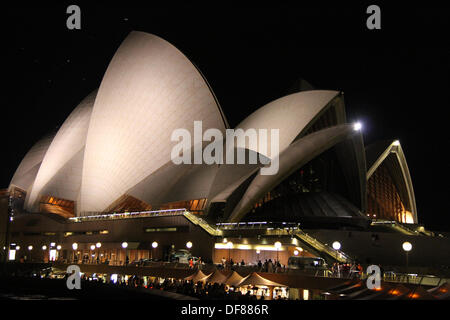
3;4;450;230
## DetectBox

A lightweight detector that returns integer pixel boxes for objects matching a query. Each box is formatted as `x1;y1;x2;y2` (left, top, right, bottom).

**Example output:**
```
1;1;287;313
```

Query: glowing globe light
186;241;193;249
72;243;78;250
353;122;362;131
402;242;412;252
121;242;128;249
152;241;158;248
332;241;341;250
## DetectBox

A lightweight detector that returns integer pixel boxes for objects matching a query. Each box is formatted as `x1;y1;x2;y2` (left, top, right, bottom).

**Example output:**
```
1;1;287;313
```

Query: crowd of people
331;262;364;278
100;275;279;300
219;257;287;273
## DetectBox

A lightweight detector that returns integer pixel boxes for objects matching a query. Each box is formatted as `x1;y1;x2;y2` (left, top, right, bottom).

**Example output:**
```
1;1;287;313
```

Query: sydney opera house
2;31;442;269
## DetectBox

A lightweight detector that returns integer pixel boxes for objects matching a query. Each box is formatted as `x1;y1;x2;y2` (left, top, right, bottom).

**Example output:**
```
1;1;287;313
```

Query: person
189;258;194;269
257;260;262;271
241;259;245;266
268;259;273;273
221;257;226;267
197;257;203;270
125;255;129;266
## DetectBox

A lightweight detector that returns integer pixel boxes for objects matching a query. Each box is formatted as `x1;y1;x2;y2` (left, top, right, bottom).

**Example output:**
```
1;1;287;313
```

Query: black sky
3;3;450;231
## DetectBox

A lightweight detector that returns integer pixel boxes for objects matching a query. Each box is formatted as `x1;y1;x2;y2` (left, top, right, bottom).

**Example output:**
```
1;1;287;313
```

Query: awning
206;270;229;285
184;270;211;283
238;272;287;287
224;271;246;287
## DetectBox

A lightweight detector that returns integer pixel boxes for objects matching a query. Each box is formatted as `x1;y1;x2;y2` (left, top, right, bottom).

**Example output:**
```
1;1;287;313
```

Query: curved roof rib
228;124;362;222
25;91;96;212
9;133;55;192
366;140;417;223
234;90;343;160
80;31;227;214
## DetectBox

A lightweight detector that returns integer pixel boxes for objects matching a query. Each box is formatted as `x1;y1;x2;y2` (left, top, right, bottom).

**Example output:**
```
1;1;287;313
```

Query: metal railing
183;212;222;236
69;209;187;223
293;230;352;263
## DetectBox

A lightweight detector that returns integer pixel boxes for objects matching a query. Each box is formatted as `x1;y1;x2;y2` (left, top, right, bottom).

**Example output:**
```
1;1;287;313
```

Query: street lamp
402;241;412;277
90;245;95;264
227;241;233;263
274;241;281;264
28;245;33;262
72;243;78;263
332;241;341;261
95;242;102;264
294;250;299;256
56;245;61;250
151;241;158;260
122;242;128;266
186;241;192;249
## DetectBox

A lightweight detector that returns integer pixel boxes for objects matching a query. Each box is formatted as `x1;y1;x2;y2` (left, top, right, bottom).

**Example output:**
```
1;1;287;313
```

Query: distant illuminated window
144;227;177;233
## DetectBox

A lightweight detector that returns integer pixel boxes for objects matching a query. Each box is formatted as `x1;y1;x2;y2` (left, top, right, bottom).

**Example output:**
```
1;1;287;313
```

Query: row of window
14;226;188;238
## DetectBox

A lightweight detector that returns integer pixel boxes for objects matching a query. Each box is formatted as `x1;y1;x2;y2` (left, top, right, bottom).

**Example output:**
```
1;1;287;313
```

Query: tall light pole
96;242;101;264
28;245;33;262
402;241;412;280
227;241;233;264
55;245;61;262
152;241;158;260
186;241;192;255
332;241;341;261
42;245;47;263
274;241;281;264
90;245;95;264
122;242;128;266
72;243;78;263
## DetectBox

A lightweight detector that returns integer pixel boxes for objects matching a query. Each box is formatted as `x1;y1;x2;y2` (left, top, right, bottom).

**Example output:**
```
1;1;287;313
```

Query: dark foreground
0;276;194;300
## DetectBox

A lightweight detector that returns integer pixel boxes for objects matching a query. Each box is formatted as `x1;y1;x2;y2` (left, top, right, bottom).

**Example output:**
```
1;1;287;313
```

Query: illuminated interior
39;195;75;218
367;162;413;224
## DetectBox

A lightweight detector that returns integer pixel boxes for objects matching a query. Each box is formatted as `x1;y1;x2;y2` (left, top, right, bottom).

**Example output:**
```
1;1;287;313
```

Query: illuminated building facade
2;31;424;267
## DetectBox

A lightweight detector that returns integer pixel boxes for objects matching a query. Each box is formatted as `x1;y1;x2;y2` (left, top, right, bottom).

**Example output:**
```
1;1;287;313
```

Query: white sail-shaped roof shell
25;91;96;212
9;133;55;192
79;32;227;214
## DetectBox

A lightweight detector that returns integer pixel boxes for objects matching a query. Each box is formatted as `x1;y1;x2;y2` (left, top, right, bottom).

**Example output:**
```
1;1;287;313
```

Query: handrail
183;212;222;236
293;230;352;263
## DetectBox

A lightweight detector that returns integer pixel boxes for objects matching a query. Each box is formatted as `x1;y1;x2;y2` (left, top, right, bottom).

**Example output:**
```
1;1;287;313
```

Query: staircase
183;211;223;236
